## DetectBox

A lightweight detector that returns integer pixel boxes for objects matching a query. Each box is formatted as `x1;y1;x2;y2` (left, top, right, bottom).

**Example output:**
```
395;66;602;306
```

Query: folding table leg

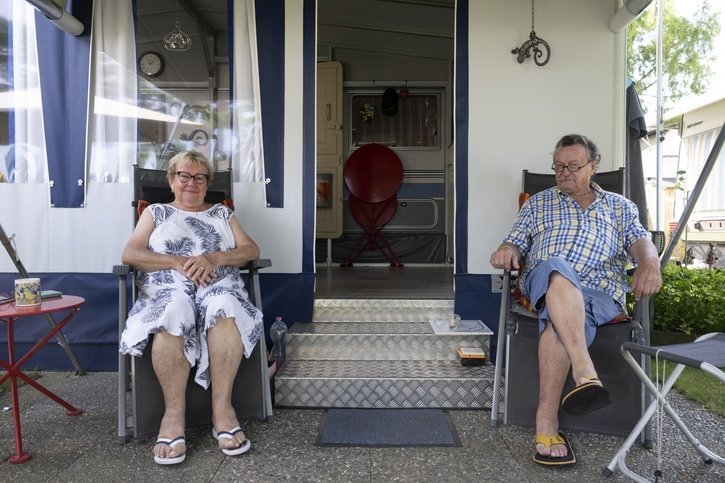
374;232;403;267
340;232;369;266
5;325;31;463
44;313;85;375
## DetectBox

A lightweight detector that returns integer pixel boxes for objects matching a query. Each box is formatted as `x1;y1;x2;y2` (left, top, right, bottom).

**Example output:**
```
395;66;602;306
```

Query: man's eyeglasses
176;171;209;185
551;161;592;173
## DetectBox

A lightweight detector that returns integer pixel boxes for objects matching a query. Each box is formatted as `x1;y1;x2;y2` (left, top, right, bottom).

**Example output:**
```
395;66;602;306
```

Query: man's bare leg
536;323;571;457
208;317;246;450
152;331;190;460
535;272;598;458
544;273;598;384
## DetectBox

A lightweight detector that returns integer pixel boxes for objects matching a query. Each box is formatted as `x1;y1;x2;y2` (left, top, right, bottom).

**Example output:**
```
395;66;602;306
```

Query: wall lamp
25;0;84;36
609;0;655;32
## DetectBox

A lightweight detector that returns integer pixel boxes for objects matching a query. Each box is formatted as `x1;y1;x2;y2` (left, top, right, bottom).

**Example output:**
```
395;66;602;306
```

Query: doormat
317;408;461;447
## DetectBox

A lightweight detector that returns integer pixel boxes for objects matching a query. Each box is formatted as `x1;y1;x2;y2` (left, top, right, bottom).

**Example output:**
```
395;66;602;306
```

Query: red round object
344;144;403;203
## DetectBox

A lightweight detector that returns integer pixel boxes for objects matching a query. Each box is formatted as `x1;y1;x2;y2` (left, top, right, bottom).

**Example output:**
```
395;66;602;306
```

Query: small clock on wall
138;51;164;78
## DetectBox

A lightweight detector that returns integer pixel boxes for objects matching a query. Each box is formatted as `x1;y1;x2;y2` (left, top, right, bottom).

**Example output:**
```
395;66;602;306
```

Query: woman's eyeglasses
176;171;209;185
551;161;592;173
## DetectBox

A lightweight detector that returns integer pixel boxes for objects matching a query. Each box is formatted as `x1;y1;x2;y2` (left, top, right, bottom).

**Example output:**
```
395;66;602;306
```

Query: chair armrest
240;259;271;309
241;258;272;271
626;231;664;276
113;264;131;276
650;230;665;256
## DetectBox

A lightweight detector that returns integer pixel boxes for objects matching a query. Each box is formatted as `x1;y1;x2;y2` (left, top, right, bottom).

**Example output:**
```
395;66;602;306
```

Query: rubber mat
317;408;460;447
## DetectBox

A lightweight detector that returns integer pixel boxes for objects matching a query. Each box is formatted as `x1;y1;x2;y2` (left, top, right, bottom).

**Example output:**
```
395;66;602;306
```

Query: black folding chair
116;165;272;442
604;333;725;481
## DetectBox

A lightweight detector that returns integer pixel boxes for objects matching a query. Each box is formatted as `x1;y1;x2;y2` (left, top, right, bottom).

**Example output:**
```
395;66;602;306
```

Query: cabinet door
316;62;343;238
316;62;343;164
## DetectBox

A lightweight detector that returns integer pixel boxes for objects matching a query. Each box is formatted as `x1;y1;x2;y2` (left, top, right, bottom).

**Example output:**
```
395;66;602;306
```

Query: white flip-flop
153;436;186;465
212;426;252;456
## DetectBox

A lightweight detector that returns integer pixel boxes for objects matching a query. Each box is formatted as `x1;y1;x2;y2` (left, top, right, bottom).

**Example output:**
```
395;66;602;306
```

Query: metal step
274;359;495;409
287;321;490;361
273;298;496;409
312;298;454;322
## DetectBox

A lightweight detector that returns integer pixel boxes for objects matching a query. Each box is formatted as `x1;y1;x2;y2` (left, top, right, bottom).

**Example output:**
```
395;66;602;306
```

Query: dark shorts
525;257;624;347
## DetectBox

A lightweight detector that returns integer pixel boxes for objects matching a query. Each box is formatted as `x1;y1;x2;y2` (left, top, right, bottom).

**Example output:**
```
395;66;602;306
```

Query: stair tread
314;298;454;308
312;299;456;322
277;359;494;379
290;321;436;335
289;321;493;335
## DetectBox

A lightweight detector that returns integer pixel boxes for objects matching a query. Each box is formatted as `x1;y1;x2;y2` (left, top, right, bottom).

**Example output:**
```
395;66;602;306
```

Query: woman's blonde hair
166;150;214;184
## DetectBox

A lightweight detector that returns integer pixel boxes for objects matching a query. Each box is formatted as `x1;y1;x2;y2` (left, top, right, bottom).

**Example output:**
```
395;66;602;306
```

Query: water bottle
270;316;287;367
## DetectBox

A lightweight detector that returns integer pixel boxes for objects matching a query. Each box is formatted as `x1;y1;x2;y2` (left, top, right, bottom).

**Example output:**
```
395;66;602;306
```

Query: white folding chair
604;332;725;481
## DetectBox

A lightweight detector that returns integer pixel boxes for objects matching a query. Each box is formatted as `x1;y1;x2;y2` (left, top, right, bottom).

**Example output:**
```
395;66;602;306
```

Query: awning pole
655;0;663;231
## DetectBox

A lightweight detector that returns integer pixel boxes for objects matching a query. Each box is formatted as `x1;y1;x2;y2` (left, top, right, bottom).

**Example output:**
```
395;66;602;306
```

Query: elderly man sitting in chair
490;134;662;467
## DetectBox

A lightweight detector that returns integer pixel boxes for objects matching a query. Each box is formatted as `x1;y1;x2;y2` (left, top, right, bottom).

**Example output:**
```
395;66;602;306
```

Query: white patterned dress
119;203;263;389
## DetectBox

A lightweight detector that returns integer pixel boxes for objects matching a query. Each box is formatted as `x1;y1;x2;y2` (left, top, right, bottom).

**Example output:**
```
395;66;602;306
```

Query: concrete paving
1;372;724;482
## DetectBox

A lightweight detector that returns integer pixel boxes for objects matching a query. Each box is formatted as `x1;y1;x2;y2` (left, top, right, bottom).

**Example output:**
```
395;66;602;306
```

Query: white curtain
232;0;265;184
5;0;48;184
87;0;137;184
682;127;724;213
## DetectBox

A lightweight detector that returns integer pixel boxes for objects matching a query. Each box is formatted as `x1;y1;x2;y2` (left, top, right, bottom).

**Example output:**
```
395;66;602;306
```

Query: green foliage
627;0;720;111
652;264;725;335
673;366;725;418
673;169;687;192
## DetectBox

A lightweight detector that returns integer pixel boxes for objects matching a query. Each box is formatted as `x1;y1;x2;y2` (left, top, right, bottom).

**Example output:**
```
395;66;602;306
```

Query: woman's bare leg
207;317;246;449
151;331;190;459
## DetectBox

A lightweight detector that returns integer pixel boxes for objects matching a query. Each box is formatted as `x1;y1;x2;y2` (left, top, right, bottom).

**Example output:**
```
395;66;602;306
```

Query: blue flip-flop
153;436;186;465
212;426;251;456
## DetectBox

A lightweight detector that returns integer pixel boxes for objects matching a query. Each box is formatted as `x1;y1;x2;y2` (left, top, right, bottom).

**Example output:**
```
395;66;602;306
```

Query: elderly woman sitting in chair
119;150;263;465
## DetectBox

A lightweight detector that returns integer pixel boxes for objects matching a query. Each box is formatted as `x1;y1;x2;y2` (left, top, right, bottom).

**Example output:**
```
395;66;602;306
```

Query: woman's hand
183;254;217;287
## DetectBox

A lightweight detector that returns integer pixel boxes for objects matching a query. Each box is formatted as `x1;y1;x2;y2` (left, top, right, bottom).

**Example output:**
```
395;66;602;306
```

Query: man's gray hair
554;134;602;165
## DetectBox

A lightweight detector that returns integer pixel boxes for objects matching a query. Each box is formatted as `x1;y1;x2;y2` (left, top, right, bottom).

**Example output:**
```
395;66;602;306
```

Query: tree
627;0;720;112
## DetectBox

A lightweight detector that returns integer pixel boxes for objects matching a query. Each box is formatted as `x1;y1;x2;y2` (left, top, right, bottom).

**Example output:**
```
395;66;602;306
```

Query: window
350;93;439;149
0;1;49;183
137;84;232;174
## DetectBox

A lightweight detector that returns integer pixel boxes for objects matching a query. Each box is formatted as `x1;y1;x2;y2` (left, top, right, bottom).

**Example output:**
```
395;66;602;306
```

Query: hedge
651;264;725;335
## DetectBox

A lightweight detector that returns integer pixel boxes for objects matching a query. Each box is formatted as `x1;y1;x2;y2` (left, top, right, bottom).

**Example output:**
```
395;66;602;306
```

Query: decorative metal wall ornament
511;0;551;66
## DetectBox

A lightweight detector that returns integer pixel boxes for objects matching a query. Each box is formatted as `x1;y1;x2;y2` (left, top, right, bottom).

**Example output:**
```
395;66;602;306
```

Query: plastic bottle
269;316;287;367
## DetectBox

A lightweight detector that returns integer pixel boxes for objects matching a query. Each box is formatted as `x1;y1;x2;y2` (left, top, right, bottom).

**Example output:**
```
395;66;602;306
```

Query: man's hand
630;258;662;300
628;237;663;300
490;243;522;271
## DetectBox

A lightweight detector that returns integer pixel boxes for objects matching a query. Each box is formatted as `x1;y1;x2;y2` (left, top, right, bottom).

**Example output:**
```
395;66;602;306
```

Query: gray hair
553;134;601;165
166;150;214;184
